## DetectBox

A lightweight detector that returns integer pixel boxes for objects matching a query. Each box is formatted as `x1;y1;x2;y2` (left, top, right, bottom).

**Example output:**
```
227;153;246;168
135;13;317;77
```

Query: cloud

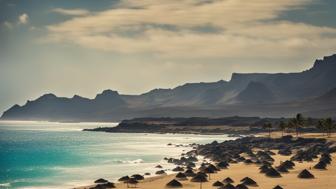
51;8;90;16
18;13;29;24
43;0;336;59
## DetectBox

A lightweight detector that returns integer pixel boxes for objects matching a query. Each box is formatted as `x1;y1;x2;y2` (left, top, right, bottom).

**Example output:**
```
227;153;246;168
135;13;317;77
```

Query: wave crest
117;159;144;164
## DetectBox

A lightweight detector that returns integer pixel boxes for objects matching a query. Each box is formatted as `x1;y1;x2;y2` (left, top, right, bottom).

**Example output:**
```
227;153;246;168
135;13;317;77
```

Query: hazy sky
1;0;336;113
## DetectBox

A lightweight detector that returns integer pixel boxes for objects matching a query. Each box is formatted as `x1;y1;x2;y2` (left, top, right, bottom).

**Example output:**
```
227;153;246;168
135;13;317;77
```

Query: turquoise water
0;121;232;189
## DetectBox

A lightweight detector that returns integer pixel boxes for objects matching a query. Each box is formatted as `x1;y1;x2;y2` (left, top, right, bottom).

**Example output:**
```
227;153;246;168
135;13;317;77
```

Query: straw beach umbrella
212;181;224;187
298;169;315;179
94;178;108;183
235;183;248;189
191;173;208;189
166;179;183;188
217;161;229;169
131;174;144;180
185;169;196;177
265;167;282;177
156;170;166;175
273;185;283;189
203;167;215;179
173;166;184;172
90;182;116;189
240;177;257;186
281;160;295;169
126;178;138;188
118;175;130;182
220;183;236;189
314;161;327;170
118;175;130;187
223;177;234;184
176;172;187;180
259;164;270;173
155;165;163;168
276;165;289;173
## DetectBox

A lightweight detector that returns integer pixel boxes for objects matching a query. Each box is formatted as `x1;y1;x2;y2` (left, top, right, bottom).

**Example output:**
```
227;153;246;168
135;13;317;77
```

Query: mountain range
2;54;336;122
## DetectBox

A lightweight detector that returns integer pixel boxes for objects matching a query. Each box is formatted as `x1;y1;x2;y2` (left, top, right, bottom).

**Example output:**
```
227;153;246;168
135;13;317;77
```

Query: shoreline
83;129;248;136
75;133;336;189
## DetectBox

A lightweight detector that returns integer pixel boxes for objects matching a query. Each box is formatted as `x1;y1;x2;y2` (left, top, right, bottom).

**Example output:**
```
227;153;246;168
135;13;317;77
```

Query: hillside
2;54;336;121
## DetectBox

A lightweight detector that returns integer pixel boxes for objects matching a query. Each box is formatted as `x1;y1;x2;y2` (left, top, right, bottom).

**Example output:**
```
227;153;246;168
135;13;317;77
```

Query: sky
0;0;336;113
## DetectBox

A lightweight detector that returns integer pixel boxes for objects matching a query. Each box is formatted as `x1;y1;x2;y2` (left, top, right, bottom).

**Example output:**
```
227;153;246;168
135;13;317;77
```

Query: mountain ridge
2;54;336;121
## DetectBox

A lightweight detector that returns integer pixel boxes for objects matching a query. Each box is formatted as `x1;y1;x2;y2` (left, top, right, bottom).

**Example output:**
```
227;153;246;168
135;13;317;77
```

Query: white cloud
51;8;90;16
43;0;336;59
18;13;29;24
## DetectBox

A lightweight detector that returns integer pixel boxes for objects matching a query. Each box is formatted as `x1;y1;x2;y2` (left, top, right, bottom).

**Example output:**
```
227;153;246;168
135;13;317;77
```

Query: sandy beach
75;134;336;189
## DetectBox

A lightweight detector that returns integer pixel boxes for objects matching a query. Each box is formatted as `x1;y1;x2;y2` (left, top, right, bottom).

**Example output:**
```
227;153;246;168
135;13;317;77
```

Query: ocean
0;121;234;189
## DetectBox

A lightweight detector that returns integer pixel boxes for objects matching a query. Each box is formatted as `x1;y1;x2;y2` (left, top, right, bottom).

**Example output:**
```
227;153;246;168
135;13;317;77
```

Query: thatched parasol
281;160;295;169
195;171;208;178
217;161;229;169
203;167;215;180
240;177;257;186
298;169;315;179
184;169;196;177
91;181;116;189
173;166;184;172
131;174;144;180
220;183;236;189
212;181;224;187
276;165;289;173
191;173;208;189
235;183;248;189
176;172;187;180
314;161;327;170
94;178;108;183
156;170;166;175
118;175;130;182
223;177;234;184
207;164;219;171
126;178;138;188
320;156;331;164
166;179;183;188
259;165;270;173
273;185;283;189
265;167;282;178
261;161;273;167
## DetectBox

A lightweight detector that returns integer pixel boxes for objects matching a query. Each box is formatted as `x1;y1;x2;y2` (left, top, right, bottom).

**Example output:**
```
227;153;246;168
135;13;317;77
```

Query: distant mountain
1;90;127;121
313;88;336;103
235;81;275;104
2;54;336;121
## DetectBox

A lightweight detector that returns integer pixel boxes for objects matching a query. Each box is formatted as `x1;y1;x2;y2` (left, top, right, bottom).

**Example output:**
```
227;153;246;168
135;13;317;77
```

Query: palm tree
315;119;325;135
290;113;305;137
263;123;272;137
324;118;334;137
278;121;287;136
316;119;327;135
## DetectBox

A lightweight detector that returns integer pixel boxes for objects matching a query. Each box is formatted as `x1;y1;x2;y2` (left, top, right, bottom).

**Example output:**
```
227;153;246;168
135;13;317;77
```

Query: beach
77;153;336;189
76;133;336;189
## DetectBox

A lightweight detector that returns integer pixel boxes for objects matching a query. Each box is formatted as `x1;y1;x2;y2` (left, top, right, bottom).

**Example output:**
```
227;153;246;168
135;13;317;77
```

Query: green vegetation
278;121;287;137
287;113;305;137
262;123;272;137
316;118;336;137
